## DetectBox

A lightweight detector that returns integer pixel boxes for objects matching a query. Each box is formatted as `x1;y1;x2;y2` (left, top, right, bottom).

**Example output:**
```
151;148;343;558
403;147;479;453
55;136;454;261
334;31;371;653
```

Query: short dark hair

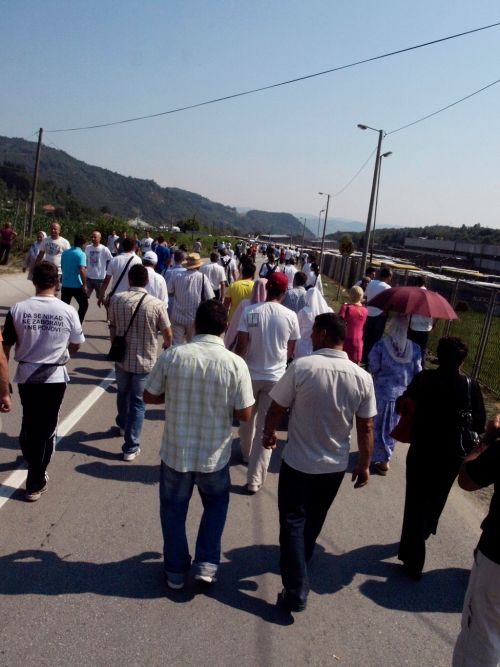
414;275;426;287
314;313;345;345
74;234;86;247
122;237;135;252
157;235;164;244
210;251;219;262
380;267;392;279
241;260;256;279
195;300;228;336
128;264;148;287
437;336;468;369
366;266;376;276
293;271;307;287
174;249;186;264
33;261;59;289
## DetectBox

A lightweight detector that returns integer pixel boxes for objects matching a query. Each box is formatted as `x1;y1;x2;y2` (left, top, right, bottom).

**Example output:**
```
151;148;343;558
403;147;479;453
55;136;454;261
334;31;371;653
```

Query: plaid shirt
171;270;215;325
108;287;170;373
145;334;254;472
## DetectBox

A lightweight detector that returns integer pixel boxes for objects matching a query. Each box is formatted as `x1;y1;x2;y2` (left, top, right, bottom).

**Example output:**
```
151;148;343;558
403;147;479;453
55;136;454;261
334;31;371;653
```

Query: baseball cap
267;272;289;292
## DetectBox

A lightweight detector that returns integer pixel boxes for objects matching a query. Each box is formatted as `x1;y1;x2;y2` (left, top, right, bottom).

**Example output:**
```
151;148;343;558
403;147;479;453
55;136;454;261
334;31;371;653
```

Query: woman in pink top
339;286;368;364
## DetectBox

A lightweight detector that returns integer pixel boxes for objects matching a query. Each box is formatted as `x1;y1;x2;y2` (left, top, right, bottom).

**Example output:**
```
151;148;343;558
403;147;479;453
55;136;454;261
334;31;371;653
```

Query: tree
338;234;354;256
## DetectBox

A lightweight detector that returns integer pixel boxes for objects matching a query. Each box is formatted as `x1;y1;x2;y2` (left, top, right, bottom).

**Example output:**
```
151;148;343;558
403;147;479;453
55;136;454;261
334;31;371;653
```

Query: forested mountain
0;135;309;236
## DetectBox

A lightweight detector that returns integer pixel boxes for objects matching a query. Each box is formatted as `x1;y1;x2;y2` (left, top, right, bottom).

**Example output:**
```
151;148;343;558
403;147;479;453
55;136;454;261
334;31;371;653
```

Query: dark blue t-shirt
155;245;171;273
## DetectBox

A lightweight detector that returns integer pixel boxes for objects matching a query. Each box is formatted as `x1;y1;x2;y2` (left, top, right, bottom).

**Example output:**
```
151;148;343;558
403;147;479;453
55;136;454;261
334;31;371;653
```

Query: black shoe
276;589;307;612
402;562;422;581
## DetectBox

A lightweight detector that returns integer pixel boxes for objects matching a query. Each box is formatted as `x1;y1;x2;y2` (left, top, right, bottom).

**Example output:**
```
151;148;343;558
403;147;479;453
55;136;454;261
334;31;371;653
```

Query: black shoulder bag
105;256;134;306
108;293;148;362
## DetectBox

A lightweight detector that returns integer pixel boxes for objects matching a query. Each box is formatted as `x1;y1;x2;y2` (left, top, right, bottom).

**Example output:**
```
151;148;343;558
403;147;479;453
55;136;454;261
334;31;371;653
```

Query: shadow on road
75;461;159;485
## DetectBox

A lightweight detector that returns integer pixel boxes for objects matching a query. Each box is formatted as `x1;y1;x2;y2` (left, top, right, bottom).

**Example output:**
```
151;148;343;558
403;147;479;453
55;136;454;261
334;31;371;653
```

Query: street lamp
357;123;386;280
300;217;308;250
316;208;325;241
318;192;331;273
370;151;392;264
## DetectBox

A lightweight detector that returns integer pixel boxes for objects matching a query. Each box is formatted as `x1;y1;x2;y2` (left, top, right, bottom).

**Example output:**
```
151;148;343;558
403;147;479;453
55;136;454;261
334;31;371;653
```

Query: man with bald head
36;223;70;278
85;230;113;301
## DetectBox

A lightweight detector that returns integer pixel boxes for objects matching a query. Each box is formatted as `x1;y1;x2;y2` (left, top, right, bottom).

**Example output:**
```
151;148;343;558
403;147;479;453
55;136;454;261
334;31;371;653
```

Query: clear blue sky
2;1;499;231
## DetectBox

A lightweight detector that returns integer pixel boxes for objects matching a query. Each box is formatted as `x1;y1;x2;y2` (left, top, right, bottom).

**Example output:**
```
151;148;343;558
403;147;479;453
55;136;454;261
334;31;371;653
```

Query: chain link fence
322;252;500;398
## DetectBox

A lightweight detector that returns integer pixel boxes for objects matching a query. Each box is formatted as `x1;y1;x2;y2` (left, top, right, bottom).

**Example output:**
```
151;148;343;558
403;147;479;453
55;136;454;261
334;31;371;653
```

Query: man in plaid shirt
144;300;254;590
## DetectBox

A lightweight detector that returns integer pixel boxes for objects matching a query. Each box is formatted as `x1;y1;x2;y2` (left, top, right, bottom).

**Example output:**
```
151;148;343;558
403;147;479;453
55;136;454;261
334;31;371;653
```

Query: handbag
107;293;147;362
456;377;480;457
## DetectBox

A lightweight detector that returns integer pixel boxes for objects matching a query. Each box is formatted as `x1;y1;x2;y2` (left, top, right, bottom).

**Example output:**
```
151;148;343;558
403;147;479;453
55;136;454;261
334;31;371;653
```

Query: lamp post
356;124;385;280
318;193;331;273
316;208;325;241
370;151;392;264
300;217;308;250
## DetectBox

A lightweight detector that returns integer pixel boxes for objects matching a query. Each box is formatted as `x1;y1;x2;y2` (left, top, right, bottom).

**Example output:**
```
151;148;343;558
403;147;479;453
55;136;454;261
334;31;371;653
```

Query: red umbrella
367;286;458;319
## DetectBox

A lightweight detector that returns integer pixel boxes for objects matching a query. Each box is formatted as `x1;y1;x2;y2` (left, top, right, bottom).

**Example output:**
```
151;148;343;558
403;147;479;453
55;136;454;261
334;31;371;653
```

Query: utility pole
357;127;383;280
28;128;43;237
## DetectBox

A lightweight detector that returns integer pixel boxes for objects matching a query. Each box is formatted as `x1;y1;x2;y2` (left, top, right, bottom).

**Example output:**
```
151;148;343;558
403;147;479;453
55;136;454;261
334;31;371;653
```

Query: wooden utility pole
28;128;43;237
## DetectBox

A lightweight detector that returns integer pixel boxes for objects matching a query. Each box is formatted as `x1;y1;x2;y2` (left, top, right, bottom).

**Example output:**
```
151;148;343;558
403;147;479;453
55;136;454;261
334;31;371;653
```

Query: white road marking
0;370;115;509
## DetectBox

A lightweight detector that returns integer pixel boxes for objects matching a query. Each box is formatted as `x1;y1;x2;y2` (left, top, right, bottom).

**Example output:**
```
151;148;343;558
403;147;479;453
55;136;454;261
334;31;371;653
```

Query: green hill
0;135;309;236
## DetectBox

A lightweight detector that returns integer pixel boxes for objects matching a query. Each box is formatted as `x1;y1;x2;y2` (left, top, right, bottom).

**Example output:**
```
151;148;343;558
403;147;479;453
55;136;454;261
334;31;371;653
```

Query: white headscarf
295;287;333;358
383;314;412;362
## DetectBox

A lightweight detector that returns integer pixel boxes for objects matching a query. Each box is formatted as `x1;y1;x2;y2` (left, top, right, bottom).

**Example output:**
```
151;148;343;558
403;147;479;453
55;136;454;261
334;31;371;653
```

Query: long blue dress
368;338;422;463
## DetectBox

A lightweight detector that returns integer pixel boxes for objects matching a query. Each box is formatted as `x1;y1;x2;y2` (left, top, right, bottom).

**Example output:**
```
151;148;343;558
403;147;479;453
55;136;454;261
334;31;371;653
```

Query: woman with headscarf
339;285;368;364
23;231;46;280
294;287;333;359
224;278;267;350
368;314;422;475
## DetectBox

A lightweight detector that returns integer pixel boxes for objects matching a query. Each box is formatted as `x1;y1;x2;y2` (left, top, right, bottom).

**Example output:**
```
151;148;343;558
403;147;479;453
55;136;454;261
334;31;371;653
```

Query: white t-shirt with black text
85;244;113;280
40;236;70;272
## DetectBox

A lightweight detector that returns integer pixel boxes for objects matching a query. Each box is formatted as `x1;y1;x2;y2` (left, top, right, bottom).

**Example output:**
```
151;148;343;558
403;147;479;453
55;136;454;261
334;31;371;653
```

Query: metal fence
322;253;500;398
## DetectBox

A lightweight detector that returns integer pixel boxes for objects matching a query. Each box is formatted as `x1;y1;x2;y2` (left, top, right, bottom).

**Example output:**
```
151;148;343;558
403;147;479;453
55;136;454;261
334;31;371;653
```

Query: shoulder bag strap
123;292;148;337
109;256;134;299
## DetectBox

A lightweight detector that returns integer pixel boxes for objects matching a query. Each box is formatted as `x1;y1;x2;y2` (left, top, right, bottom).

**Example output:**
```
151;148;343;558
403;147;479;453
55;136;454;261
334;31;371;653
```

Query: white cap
143;251;158;264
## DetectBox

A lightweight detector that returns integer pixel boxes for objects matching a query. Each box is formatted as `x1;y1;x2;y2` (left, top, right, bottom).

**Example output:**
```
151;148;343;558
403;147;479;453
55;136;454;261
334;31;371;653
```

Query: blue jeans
115;366;148;454
159;462;231;578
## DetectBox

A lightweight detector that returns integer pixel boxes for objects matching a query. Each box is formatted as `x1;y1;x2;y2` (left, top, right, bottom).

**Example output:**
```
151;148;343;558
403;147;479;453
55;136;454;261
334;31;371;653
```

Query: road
0;270;487;666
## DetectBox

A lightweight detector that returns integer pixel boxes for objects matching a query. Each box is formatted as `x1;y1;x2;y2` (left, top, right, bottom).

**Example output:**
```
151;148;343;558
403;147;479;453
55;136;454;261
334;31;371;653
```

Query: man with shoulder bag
108;264;172;461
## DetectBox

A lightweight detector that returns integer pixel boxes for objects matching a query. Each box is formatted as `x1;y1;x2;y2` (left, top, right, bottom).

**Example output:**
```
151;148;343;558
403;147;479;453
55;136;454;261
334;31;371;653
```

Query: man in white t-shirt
2;262;84;501
200;252;227;301
282;258;298;289
362;267;392;367
262;312;376;612
97;237;141;307
36;222;70;275
235;271;300;493
85;230;113;300
107;231;119;256
140;232;154;255
407;276;433;359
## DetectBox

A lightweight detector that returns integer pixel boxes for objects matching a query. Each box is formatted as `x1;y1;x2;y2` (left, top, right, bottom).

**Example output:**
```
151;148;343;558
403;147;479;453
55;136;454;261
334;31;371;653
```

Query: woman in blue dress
368;315;422;474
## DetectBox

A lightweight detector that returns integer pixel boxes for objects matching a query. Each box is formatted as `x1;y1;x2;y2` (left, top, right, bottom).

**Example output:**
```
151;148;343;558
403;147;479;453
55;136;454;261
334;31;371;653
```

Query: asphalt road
0;270;488;667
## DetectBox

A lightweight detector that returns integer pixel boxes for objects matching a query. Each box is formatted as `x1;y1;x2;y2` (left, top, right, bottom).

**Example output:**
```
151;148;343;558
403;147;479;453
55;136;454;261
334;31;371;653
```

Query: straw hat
184;252;203;270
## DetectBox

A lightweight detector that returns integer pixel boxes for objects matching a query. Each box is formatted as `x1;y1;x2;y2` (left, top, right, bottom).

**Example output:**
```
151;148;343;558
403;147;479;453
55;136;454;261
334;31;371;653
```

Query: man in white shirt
2;262;84;501
262;312;376;612
171;253;215;344
235;271;300;493
140;232;154;255
362;267;392;367
282;258;298;289
85;230;113;301
163;249;187;316
200;252;227;301
107;230;119;256
36;223;70;276
407;276;433;359
97;237;141;308
142;251;168;307
144;300;254;590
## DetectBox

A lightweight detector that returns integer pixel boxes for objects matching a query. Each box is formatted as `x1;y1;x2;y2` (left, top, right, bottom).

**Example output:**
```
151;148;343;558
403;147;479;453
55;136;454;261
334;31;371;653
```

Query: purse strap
123;292;148;337
465;376;473;410
109;256;134;299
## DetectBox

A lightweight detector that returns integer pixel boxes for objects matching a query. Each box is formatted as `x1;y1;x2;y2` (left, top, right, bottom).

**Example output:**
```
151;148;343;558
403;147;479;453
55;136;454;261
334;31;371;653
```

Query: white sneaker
194;573;216;584
247;483;260;493
123;448;141;462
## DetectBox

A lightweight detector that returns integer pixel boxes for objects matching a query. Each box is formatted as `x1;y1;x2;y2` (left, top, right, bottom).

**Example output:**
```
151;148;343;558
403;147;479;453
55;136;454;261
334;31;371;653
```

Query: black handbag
456;377;480;457
107;293;147;362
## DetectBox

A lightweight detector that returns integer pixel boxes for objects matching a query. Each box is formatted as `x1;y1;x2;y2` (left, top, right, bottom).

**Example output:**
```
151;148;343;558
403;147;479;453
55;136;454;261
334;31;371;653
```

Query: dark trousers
0;244;12;265
61;286;89;323
362;313;388;366
407;329;429;360
398;453;462;574
278;460;345;607
18;383;66;492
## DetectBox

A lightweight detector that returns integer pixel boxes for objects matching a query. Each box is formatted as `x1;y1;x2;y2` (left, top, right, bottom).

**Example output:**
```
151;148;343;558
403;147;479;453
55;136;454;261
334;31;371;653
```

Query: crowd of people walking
0;226;498;665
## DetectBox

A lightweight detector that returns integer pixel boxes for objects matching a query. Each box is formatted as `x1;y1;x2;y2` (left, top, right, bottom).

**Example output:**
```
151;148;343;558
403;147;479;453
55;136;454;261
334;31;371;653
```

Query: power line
334;148;377;197
46;20;500;133
387;77;500;134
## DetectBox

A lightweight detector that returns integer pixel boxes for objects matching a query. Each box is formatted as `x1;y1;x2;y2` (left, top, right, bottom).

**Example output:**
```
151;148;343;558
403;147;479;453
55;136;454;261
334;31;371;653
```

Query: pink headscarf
225;278;268;349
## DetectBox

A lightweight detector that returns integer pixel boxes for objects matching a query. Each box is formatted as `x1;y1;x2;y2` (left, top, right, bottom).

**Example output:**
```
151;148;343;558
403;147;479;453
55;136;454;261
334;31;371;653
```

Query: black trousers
407;329;429;360
362;313;388;366
61;287;89;323
278;460;345;607
398;452;462;574
0;243;12;265
18;383;66;492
